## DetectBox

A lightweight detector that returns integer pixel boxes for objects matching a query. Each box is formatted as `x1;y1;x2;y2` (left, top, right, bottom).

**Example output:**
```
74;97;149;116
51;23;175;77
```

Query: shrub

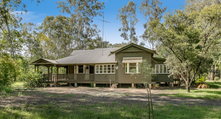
214;77;220;81
23;70;44;88
0;85;14;93
0;54;16;86
90;83;94;87
195;77;206;84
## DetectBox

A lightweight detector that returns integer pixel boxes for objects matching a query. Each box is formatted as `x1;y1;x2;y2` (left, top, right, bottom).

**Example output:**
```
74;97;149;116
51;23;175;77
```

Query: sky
17;0;186;44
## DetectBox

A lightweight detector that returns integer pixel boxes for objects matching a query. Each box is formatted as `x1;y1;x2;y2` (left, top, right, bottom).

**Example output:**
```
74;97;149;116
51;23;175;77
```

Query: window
95;64;115;74
100;65;103;73
154;64;169;74
96;65;99;73
104;65;106;73
122;57;142;74
129;63;136;73
111;65;115;73
78;65;83;73
124;63;140;74
108;65;111;73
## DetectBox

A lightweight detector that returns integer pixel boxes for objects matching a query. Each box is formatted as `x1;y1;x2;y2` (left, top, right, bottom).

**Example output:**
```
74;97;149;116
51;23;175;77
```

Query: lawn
0;102;221;119
158;81;221;100
0;82;221;119
159;89;221;100
205;81;221;88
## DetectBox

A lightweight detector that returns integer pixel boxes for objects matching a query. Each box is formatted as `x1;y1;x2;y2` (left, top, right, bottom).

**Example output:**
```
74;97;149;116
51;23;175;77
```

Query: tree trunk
186;72;190;93
186;80;190;93
210;65;214;80
220;68;221;80
215;63;217;77
5;18;15;61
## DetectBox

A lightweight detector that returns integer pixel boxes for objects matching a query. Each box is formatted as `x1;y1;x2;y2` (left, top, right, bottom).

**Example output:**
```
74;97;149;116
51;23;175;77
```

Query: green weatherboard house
31;43;173;87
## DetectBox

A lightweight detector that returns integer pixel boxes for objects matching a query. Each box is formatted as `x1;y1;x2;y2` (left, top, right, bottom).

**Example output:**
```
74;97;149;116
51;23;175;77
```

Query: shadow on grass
193;90;221;95
159;89;221;100
205;81;221;88
0;88;221;119
0;100;221;119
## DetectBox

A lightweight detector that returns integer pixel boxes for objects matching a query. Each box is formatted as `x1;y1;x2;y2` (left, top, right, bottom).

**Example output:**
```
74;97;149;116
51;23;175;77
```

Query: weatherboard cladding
56;48;120;64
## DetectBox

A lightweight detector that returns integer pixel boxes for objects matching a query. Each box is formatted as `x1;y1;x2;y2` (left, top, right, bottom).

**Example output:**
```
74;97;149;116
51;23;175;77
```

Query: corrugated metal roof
30;43;159;65
56;48;119;64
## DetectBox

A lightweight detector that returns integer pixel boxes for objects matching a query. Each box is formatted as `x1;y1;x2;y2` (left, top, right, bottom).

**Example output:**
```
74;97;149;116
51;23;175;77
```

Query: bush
214;77;220;81
0;85;14;93
195;77;206;84
0;54;16;86
90;83;94;87
23;70;44;88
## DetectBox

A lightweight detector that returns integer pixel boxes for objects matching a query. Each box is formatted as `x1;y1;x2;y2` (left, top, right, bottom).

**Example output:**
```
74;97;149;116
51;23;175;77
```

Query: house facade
30;43;173;87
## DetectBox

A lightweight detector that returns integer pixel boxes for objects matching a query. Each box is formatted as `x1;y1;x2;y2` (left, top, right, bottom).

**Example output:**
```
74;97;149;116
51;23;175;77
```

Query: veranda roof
30;58;58;65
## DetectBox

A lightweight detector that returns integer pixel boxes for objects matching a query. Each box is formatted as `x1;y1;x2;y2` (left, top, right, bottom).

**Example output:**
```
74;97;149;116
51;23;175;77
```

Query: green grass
205;81;221;88
0;82;24;93
0;102;220;119
159;89;221;100
11;81;24;89
0;81;221;118
157;81;221;100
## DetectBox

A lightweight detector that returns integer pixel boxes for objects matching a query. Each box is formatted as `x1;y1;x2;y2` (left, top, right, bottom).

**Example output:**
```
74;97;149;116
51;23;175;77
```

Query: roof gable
30;58;57;65
110;43;156;55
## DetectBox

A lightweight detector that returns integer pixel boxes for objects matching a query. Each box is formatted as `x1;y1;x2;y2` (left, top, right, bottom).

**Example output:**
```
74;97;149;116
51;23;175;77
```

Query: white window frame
154;64;169;74
95;64;115;74
125;62;140;74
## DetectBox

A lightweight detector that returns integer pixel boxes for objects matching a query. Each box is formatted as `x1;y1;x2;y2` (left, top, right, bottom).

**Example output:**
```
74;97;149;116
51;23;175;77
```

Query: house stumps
132;83;134;88
75;83;77;87
149;84;152;89
93;83;96;88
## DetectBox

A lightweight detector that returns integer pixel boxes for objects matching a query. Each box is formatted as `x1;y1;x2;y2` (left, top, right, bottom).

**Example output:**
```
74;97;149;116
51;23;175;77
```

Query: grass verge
0;102;220;119
159;89;221;100
205;81;221;88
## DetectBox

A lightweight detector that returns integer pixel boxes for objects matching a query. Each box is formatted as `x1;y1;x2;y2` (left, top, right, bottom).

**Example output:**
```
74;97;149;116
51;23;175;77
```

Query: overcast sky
17;0;186;44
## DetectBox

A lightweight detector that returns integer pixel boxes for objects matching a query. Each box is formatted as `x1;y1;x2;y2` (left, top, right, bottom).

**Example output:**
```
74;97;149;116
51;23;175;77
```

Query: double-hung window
154;64;169;74
123;57;142;74
95;64;115;74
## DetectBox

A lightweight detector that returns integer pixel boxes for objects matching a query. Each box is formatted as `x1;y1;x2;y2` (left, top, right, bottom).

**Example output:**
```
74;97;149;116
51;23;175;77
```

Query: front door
85;65;89;80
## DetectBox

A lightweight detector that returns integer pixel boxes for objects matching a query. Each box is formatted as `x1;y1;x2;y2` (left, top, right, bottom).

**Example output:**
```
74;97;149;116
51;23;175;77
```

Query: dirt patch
0;87;220;108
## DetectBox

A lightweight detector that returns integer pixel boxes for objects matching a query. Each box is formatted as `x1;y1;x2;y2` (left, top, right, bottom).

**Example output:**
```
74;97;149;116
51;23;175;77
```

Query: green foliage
139;59;156;84
117;1;138;43
57;0;105;50
90;83;94;88
195;77;206;84
22;70;44;88
214;77;220;81
0;85;14;94
139;0;167;49
109;42;128;48
0;54;16;86
145;4;221;92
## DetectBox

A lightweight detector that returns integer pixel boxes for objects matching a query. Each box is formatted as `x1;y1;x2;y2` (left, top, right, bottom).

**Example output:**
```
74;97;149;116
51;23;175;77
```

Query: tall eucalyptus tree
57;0;105;50
39;15;75;59
117;1;138;43
139;0;166;49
